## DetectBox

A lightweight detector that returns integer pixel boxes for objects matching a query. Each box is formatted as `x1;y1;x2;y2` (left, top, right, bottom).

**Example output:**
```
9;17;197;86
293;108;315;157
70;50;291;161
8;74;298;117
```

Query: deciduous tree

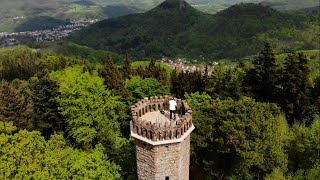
187;95;288;179
0;129;121;179
52;66;125;150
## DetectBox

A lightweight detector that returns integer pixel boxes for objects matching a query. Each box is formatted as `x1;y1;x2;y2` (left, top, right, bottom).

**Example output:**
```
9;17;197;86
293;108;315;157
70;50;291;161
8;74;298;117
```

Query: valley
1;0;318;33
69;1;319;60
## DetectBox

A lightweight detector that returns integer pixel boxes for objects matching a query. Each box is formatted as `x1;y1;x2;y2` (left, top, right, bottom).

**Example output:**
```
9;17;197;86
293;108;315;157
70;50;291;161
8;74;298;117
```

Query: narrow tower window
165;176;169;180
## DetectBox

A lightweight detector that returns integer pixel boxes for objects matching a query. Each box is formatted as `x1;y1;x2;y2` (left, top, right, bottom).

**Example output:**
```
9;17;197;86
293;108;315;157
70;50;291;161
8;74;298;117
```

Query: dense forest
69;1;319;60
0;42;319;179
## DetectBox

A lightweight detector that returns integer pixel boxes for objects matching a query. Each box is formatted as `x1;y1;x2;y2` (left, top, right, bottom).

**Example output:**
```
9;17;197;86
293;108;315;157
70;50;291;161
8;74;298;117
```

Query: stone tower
130;96;195;180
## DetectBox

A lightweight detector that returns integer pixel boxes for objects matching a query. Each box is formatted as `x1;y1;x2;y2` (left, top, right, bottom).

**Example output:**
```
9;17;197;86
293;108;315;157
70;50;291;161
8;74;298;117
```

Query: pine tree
135;65;146;77
281;52;312;124
170;68;179;97
312;76;320;111
135;58;170;85
206;66;244;100
99;55;129;99
121;55;132;79
146;58;157;77
0;80;33;130
244;42;280;103
32;67;65;138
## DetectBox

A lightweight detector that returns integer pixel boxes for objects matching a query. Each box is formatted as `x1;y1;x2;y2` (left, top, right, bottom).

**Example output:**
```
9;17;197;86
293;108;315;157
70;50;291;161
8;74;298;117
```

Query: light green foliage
265;167;287;180
51;66;125;149
125;76;170;103
288;116;320;175
0;121;17;134
131;61;172;73
187;95;288;179
0;129;121;179
185;92;212;111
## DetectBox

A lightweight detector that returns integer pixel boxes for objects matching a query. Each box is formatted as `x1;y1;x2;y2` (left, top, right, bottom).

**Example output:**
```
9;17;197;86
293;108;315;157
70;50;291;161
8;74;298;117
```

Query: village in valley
0;19;98;47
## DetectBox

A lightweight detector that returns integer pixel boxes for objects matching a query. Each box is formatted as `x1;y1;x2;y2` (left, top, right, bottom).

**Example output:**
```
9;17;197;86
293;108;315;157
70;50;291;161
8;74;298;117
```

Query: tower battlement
130;96;194;145
131;96;194;180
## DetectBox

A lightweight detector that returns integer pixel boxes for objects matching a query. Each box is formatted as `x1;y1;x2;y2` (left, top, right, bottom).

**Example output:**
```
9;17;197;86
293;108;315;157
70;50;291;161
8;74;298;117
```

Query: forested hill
69;0;319;60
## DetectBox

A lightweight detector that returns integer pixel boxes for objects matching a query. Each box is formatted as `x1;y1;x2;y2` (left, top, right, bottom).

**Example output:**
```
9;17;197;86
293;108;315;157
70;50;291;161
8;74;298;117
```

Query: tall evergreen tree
99;55;129;99
170;69;206;99
121;55;132;80
206;65;244;100
281;53;312;124
244;42;280;103
143;58;170;85
312;76;320;111
0;80;33;130
32;67;65;139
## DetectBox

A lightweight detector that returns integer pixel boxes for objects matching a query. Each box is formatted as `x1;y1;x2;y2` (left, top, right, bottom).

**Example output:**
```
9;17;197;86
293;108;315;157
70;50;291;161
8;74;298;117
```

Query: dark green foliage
99;56;129;99
281;52;312;124
145;59;170;85
103;5;143;18
109;138;137;180
0;47;42;81
206;64;245;100
0;80;33;130
171;69;206;98
188;95;287;179
14;16;70;32
69;1;318;60
244;42;281;103
1;38;320;179
121;55;133;79
135;59;170;85
312;76;320;111
50;42;123;64
31;67;65;139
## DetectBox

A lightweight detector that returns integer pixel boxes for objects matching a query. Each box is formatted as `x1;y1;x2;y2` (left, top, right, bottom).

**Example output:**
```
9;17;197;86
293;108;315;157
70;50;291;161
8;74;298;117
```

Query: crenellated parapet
130;96;194;145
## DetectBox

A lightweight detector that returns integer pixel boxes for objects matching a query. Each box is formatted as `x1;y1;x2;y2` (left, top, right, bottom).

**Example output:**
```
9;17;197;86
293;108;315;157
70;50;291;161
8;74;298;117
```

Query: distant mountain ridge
69;0;319;60
0;0;318;32
261;0;319;11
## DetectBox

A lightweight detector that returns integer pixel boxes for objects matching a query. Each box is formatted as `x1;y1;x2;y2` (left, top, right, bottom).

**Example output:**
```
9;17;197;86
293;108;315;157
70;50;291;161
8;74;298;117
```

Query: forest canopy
0;40;319;179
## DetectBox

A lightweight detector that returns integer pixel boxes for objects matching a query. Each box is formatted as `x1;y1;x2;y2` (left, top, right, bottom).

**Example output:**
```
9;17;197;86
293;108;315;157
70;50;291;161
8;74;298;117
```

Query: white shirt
169;100;177;110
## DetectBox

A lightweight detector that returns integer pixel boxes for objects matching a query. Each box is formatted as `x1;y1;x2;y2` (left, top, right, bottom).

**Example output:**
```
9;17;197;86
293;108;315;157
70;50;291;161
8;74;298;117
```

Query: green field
276;49;320;79
131;61;173;73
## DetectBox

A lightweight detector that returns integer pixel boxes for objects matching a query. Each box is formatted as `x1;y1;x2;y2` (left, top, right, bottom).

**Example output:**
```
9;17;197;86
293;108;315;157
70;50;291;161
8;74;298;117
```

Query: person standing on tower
169;98;177;120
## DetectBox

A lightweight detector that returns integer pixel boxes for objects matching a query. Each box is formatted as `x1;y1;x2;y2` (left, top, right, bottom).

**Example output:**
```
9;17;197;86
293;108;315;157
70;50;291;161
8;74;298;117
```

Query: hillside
0;0;143;32
68;0;319;60
261;0;319;12
1;0;318;32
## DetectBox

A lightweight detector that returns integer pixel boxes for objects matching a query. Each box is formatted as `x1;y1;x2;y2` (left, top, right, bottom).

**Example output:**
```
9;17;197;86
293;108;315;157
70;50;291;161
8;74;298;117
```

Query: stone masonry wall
136;135;191;180
131;96;193;142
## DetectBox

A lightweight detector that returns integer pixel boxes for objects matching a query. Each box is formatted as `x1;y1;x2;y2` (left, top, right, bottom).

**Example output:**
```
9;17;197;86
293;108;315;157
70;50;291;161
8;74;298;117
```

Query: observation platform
130;96;195;146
